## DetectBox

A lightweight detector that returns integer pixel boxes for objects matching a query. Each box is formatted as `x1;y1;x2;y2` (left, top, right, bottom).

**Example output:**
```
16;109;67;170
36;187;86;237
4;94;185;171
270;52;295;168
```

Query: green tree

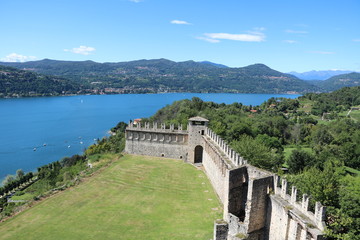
312;126;334;146
232;135;283;171
289;160;344;207
16;169;25;179
287;149;316;174
326;175;360;239
227;121;253;140
2;175;15;186
255;134;283;152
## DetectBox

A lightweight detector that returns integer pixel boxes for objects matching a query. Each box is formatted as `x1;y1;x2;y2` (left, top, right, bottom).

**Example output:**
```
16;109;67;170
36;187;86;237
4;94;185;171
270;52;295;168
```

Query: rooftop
188;116;209;122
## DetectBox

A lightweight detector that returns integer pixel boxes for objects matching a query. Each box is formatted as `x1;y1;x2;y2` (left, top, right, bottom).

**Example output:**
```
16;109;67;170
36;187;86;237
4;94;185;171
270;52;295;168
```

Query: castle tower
187;116;209;164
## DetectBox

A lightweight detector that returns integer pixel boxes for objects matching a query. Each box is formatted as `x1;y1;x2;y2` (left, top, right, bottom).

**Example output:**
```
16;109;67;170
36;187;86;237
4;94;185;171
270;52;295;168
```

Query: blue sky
0;0;359;72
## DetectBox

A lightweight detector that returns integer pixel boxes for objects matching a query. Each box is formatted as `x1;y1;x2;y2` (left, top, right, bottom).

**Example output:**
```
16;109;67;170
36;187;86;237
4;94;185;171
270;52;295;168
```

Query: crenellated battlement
205;127;248;167
127;121;187;134
274;176;326;231
125;120;189;160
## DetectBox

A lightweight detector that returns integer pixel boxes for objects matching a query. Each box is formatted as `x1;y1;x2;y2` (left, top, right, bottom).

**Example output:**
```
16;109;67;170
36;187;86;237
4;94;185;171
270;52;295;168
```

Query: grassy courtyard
0;154;222;239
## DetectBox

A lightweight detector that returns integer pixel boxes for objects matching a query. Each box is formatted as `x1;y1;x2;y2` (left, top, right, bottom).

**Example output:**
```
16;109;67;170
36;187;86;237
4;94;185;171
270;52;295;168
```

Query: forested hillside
0;65;81;98
141;86;360;239
302;86;360;115
0;59;319;94
312;72;360;91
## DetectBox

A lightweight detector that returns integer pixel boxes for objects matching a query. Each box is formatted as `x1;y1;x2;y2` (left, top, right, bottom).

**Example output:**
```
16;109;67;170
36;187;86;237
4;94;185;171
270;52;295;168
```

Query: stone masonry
124;117;326;240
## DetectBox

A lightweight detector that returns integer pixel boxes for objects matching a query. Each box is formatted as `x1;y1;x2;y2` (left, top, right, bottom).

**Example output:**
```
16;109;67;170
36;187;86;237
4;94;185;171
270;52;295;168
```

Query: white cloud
353;39;360;42
130;0;142;2
0;53;37;62
283;40;298;44
201;32;265;42
64;46;96;55
309;51;335;55
195;36;220;43
171;20;191;25
197;28;265;43
285;29;308;34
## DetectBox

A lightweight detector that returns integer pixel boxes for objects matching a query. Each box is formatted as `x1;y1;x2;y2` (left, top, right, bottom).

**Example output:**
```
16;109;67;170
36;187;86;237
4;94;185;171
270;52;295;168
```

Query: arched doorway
194;145;203;163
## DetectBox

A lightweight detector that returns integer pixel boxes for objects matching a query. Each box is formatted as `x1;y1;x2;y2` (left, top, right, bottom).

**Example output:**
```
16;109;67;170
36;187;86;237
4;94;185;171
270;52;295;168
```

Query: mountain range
1;58;360;96
288;70;359;80
311;72;360;91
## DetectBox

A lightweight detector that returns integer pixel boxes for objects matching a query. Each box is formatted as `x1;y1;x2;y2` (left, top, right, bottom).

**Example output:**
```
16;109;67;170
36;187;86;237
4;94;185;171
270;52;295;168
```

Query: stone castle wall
205;127;326;240
266;177;326;240
125;122;188;160
124;118;326;240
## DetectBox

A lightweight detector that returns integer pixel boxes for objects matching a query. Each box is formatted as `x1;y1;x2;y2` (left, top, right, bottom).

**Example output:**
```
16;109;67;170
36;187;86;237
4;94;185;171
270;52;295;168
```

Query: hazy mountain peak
199;61;228;68
288;70;359;80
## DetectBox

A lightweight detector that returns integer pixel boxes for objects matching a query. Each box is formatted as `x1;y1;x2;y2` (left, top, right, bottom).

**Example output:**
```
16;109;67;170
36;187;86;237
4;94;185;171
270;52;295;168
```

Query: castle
125;117;326;240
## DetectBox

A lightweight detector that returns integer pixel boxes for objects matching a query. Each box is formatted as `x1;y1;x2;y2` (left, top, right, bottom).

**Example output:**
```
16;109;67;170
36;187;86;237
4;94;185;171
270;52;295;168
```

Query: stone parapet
205;127;247;167
274;175;326;231
127;121;187;134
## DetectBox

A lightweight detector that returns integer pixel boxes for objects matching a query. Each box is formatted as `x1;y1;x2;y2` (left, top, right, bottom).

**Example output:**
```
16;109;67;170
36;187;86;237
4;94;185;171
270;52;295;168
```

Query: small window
180;156;183;159
201;130;204;135
161;153;164;157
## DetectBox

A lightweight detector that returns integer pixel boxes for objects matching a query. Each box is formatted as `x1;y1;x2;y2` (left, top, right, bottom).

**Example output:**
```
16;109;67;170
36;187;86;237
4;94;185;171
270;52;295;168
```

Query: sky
0;0;359;72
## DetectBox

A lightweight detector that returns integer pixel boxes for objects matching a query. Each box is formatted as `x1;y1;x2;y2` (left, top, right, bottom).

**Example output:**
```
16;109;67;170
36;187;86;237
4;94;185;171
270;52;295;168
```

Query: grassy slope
0;154;221;240
349;110;360;121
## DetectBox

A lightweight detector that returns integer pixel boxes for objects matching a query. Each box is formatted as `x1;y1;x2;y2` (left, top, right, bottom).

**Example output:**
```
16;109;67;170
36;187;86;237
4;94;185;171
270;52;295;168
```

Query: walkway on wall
202;127;326;240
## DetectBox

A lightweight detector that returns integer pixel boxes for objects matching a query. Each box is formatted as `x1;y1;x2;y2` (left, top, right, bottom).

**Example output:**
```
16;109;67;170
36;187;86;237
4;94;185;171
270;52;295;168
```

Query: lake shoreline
0;93;300;182
0;91;302;100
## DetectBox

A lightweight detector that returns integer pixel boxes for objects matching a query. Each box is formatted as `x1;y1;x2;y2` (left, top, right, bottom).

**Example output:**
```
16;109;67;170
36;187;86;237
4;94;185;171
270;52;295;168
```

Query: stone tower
187;116;209;164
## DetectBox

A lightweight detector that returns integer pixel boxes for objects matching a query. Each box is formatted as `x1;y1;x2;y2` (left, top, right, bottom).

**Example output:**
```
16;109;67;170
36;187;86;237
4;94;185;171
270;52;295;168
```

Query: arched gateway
194;145;203;163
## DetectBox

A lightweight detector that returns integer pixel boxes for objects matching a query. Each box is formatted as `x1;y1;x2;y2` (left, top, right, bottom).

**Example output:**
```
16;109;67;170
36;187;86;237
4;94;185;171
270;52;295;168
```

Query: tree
255;134;283;152
288;149;316;174
232;135;284;171
312;126;334;146
326;175;360;239
289;160;344;208
227;121;253;141
16;169;25;179
2;175;14;186
111;121;128;133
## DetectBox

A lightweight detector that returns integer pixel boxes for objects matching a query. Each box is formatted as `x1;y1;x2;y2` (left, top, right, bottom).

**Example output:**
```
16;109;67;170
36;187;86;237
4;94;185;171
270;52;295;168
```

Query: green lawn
0;154;222;240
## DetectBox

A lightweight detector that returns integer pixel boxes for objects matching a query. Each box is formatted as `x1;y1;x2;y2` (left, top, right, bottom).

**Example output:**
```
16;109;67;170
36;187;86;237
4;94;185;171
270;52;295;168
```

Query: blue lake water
0;93;299;182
